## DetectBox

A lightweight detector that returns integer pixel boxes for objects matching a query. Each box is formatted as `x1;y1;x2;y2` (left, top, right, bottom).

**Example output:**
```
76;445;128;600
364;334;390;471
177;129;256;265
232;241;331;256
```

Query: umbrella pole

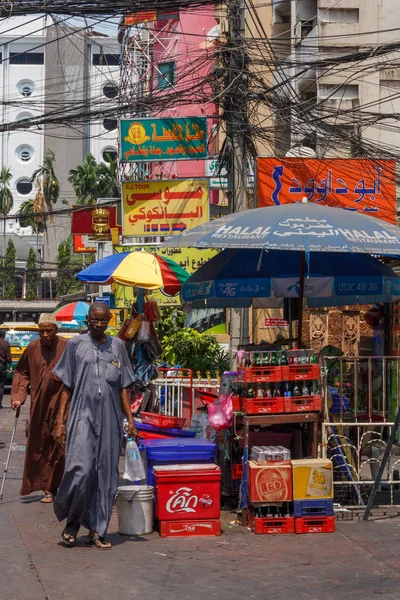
297;251;306;349
137;288;144;363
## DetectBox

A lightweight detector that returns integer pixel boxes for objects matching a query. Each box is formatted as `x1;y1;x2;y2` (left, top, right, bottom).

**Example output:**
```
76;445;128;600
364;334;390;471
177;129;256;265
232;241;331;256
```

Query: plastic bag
123;439;146;481
207;394;233;431
138;320;151;342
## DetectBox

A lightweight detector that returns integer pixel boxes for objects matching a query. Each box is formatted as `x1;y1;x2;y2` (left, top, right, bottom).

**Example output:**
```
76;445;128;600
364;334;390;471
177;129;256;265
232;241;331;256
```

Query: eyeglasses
89;318;110;324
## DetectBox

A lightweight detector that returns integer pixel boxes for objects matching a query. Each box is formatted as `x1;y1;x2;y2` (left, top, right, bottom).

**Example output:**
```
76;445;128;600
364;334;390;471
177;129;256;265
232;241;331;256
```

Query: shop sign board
122;179;209;237
71;206;121;236
264;318;288;328
73;234;96;253
206;157;254;189
120;117;207;162
257;158;397;224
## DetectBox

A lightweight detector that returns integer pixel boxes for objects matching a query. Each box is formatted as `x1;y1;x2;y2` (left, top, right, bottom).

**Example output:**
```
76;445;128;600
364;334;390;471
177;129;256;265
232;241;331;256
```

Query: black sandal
61;521;80;547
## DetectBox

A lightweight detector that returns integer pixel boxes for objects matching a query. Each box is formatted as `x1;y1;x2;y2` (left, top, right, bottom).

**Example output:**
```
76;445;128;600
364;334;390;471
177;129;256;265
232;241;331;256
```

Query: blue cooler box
134;420;196;439
139;438;217;486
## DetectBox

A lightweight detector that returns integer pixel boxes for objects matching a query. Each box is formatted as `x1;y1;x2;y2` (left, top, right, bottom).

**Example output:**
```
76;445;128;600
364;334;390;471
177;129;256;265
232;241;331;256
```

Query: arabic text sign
207;158;254;189
113;245;219;307
122;179;209;237
264;318;288;328
120;117;208;162
257;158;396;224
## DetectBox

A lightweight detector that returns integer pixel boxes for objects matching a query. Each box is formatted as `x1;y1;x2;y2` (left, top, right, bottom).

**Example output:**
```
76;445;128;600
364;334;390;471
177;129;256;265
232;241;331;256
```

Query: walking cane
0;406;20;500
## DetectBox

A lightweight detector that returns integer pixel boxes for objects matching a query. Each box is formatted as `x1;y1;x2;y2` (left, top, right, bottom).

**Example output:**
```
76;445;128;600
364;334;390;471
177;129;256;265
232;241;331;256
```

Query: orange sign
124;11;157;25
257;158;396;224
73;235;96;254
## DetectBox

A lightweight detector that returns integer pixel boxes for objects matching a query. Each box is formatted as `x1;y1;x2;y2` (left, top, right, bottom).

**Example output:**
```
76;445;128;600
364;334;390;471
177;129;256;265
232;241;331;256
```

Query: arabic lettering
271;164;384;207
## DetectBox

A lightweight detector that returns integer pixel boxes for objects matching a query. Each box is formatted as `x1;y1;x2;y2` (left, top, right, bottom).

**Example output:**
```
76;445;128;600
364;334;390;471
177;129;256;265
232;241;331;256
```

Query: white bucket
117;485;154;536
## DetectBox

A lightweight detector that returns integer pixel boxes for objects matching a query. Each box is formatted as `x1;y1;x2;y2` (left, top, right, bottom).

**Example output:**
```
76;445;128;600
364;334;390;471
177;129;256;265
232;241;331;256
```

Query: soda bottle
293;383;301;396
280;350;288;366
256;384;264;398
245;353;251;367
253;352;260;367
271;351;278;366
247;384;255;398
284;381;292;397
310;351;317;364
302;381;309;396
262;351;269;367
266;384;272;398
273;382;281;397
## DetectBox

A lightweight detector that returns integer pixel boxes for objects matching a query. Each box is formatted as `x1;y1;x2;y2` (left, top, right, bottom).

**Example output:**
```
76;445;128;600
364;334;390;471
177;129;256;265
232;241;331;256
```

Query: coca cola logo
166;487;214;514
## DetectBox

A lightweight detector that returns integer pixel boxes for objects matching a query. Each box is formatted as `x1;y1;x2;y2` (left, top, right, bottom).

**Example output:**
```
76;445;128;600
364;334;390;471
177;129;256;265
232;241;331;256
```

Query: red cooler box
153;464;221;521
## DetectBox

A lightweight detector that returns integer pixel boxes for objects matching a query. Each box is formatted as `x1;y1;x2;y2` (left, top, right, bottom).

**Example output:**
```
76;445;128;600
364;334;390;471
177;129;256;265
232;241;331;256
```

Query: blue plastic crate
293;499;334;518
139;438;216;486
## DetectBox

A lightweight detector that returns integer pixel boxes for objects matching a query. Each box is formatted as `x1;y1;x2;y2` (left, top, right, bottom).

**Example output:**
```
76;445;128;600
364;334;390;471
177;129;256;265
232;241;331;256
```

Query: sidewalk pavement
2;397;400;600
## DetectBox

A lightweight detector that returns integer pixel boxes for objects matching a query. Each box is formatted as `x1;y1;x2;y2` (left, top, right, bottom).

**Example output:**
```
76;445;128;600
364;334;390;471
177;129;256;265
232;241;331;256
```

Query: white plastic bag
123;439;146;482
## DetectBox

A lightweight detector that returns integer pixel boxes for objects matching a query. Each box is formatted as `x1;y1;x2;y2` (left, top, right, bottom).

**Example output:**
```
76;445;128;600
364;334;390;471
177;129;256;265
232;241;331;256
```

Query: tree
3;238;16;298
0;166;13;258
68;153;119;205
17;199;47;234
56;237;86;297
31;149;59;218
162;328;230;377
25;247;37;300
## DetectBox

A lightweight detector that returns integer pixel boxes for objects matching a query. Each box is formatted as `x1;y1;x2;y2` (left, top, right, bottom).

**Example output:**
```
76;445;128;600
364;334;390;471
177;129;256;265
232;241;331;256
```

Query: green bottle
280;350;289;366
271;351;278;366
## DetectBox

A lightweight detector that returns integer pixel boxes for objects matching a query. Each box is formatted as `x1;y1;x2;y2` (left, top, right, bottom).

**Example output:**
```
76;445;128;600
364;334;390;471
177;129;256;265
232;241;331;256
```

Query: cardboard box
292;459;333;500
248;460;293;503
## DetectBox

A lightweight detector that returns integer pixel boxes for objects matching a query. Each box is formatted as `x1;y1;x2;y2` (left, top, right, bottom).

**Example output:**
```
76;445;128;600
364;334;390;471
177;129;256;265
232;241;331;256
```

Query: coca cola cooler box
153;464;221;521
248;460;293;503
139;439;217;487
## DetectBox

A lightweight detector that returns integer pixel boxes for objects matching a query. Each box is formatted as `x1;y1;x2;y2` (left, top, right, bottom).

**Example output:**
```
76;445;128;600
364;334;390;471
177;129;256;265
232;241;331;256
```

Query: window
93;53;120;66
10;52;44;65
102;147;117;163
103;117;117;131
15;112;33;128
158;61;175;89
16;178;33;195
16;144;34;163
103;82;118;99
18;80;34;97
319;84;358;100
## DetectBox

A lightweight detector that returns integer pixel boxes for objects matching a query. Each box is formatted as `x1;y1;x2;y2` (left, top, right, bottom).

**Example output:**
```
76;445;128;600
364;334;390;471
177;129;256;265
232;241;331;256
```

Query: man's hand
127;422;138;440
11;399;21;410
53;423;66;447
7;366;12;374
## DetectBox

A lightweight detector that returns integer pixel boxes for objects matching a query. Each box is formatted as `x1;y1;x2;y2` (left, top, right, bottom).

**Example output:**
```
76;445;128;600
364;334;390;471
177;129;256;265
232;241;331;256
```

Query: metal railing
321;355;400;508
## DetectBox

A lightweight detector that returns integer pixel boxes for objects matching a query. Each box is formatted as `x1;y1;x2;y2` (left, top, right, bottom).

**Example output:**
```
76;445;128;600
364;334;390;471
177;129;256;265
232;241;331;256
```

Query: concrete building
0;16;120;262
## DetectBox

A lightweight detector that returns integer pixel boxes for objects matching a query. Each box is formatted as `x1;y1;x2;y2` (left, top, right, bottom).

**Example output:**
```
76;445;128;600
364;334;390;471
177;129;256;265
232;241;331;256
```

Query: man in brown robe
11;313;68;503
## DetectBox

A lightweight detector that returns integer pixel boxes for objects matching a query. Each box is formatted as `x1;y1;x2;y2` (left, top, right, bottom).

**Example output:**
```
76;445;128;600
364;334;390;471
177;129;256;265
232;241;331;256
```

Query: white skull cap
38;313;58;326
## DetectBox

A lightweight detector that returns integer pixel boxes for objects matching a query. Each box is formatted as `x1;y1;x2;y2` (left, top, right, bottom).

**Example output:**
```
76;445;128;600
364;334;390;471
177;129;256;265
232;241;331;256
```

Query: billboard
73;235;96;253
119;117;207;162
113;245;219;307
257;158;396;224
71;206;121;236
122;179;209;237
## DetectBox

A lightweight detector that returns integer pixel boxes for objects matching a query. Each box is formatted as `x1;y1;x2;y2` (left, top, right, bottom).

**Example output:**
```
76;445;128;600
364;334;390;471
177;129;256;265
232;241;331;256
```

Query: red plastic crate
240;396;285;415
159;519;221;537
138;431;171;439
238;366;283;383
249;513;295;535
295;516;335;534
284;395;322;413
281;364;320;381
231;463;243;480
232;396;241;412
141;412;186;429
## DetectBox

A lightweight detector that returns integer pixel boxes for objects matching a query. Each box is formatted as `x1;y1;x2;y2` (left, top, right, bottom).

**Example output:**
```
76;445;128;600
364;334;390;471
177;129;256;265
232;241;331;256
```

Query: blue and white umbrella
162;202;400;255
182;249;400;308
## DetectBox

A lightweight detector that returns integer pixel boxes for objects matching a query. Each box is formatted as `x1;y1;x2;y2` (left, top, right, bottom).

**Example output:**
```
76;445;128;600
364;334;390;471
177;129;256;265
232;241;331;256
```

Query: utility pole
224;0;250;358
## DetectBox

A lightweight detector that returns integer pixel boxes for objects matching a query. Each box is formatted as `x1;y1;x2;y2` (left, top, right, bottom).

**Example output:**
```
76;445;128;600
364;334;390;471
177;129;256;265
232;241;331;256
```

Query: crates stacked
153;464;222;538
237;350;322;415
247;446;295;534
292;459;335;534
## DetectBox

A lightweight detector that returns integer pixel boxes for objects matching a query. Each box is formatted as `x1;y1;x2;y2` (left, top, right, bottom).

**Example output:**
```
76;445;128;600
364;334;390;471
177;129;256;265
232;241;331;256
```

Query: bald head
89;301;111;319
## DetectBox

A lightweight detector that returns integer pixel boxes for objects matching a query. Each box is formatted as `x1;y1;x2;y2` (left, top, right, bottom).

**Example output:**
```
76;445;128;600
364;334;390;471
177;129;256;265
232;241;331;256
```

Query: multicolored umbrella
53;301;90;322
77;252;189;296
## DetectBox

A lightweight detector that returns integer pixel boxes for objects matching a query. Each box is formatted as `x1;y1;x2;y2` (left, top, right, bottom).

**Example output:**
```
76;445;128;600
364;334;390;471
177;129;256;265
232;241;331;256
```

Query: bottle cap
127;437;132;441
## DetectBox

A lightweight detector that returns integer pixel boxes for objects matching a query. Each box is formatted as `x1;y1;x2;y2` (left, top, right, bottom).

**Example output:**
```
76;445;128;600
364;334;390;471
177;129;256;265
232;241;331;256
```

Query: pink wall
151;8;219;202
